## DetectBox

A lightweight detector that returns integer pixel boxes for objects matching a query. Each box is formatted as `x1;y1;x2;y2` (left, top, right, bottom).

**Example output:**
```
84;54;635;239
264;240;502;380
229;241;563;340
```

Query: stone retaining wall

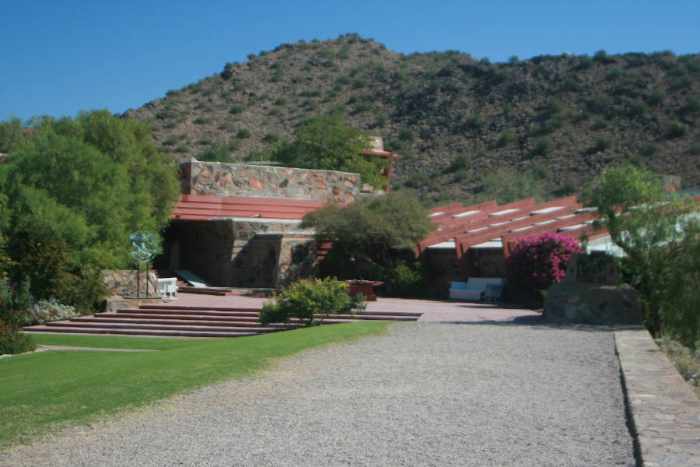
181;161;360;204
102;270;159;299
615;329;700;466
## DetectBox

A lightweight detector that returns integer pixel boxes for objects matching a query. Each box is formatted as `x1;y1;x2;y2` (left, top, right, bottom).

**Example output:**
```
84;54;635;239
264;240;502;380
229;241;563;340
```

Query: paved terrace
172;293;542;323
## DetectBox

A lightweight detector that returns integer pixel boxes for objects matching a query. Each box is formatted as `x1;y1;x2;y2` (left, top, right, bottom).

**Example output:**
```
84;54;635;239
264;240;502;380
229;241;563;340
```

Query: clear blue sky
1;0;698;121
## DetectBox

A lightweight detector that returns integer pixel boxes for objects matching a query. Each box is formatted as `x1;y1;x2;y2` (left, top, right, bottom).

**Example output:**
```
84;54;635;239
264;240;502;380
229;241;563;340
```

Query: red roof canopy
171;194;324;221
419;195;607;257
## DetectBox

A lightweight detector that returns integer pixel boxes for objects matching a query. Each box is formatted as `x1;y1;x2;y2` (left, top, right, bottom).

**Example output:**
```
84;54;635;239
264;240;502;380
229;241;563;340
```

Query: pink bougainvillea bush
506;232;583;295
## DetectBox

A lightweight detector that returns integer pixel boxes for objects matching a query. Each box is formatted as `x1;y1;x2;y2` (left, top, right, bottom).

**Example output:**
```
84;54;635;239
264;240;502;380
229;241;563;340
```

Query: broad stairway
24;303;422;338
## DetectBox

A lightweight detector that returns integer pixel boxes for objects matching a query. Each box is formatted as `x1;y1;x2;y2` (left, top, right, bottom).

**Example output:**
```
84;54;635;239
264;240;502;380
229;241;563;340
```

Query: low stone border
615;329;700;466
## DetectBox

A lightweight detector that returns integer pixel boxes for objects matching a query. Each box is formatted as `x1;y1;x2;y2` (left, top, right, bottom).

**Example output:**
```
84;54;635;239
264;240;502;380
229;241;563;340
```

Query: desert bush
590;136;611;153
197;144;231;162
506;233;582;304
529;138;551;158
666;121;687;139
384;262;426;298
220;63;235;80
478;168;546;203
495;130;515;148
689;142;700;156
236;129;251;139
681;97;700;116
259;278;360;325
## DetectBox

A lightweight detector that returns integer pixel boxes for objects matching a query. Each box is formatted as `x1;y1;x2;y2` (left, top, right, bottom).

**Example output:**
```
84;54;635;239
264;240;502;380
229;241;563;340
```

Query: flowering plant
506;232;583;291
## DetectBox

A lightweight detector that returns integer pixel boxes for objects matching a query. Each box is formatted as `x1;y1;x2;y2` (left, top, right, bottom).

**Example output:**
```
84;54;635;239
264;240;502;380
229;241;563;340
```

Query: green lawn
0;322;387;448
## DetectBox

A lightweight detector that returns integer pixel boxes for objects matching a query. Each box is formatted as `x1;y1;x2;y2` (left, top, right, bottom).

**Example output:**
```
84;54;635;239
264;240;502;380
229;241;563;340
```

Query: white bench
157;277;178;299
449;277;504;302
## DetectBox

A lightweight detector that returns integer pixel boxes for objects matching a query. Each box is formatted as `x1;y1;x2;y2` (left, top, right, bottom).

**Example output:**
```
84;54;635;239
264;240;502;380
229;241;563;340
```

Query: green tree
271;114;386;188
301;191;434;279
0;111;179;308
0;118;26;153
584;164;696;334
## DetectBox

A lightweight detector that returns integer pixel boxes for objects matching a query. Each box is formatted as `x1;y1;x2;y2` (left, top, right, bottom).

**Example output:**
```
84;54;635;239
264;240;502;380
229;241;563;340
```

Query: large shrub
0;112;179;309
383;261;428;298
259;278;363;325
584;164;696;334
506;233;582;302
302;191;434;281
0;278;36;355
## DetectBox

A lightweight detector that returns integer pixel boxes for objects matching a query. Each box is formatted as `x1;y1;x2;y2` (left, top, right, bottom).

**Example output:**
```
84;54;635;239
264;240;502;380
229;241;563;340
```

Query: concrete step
70;316;292;331
118;308;261;318
44;321;270;334
140;304;262;312
91;313;294;328
24;325;257;338
135;306;420;320
121;308;417;322
177;287;230;296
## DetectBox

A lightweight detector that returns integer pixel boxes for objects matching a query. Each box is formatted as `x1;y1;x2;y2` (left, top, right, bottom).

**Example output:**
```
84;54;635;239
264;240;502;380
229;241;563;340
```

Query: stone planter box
346;280;383;301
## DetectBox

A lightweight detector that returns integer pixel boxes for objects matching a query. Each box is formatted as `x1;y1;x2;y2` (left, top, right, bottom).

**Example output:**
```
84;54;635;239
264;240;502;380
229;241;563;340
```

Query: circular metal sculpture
129;232;158;263
129;232;159;298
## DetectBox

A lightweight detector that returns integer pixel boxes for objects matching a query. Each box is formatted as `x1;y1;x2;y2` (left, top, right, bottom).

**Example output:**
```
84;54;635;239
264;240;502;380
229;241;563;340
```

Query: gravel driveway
1;323;635;466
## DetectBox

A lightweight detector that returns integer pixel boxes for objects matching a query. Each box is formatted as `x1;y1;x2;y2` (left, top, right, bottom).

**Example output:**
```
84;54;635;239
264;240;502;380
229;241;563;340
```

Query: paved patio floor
171;293;542;323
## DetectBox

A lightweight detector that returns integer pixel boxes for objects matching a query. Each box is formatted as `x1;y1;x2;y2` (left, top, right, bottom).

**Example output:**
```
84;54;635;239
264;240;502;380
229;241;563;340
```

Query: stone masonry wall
103;270;159;299
182;161;360;204
229;221;314;288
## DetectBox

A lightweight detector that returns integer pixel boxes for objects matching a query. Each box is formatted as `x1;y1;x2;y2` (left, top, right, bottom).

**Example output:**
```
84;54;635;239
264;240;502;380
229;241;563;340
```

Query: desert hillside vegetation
126;34;700;202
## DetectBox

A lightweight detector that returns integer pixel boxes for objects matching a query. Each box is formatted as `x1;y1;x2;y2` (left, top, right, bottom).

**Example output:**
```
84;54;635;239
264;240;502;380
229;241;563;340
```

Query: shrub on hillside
259;278;362;325
506;233;582;303
478;168;546;203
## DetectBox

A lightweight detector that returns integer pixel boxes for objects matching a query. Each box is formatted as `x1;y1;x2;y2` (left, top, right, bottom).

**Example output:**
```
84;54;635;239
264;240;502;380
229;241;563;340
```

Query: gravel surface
1;323;635;466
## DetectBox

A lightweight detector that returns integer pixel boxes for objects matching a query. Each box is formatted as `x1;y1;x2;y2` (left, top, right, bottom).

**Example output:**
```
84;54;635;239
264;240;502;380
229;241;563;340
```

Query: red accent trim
171;194;324;221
